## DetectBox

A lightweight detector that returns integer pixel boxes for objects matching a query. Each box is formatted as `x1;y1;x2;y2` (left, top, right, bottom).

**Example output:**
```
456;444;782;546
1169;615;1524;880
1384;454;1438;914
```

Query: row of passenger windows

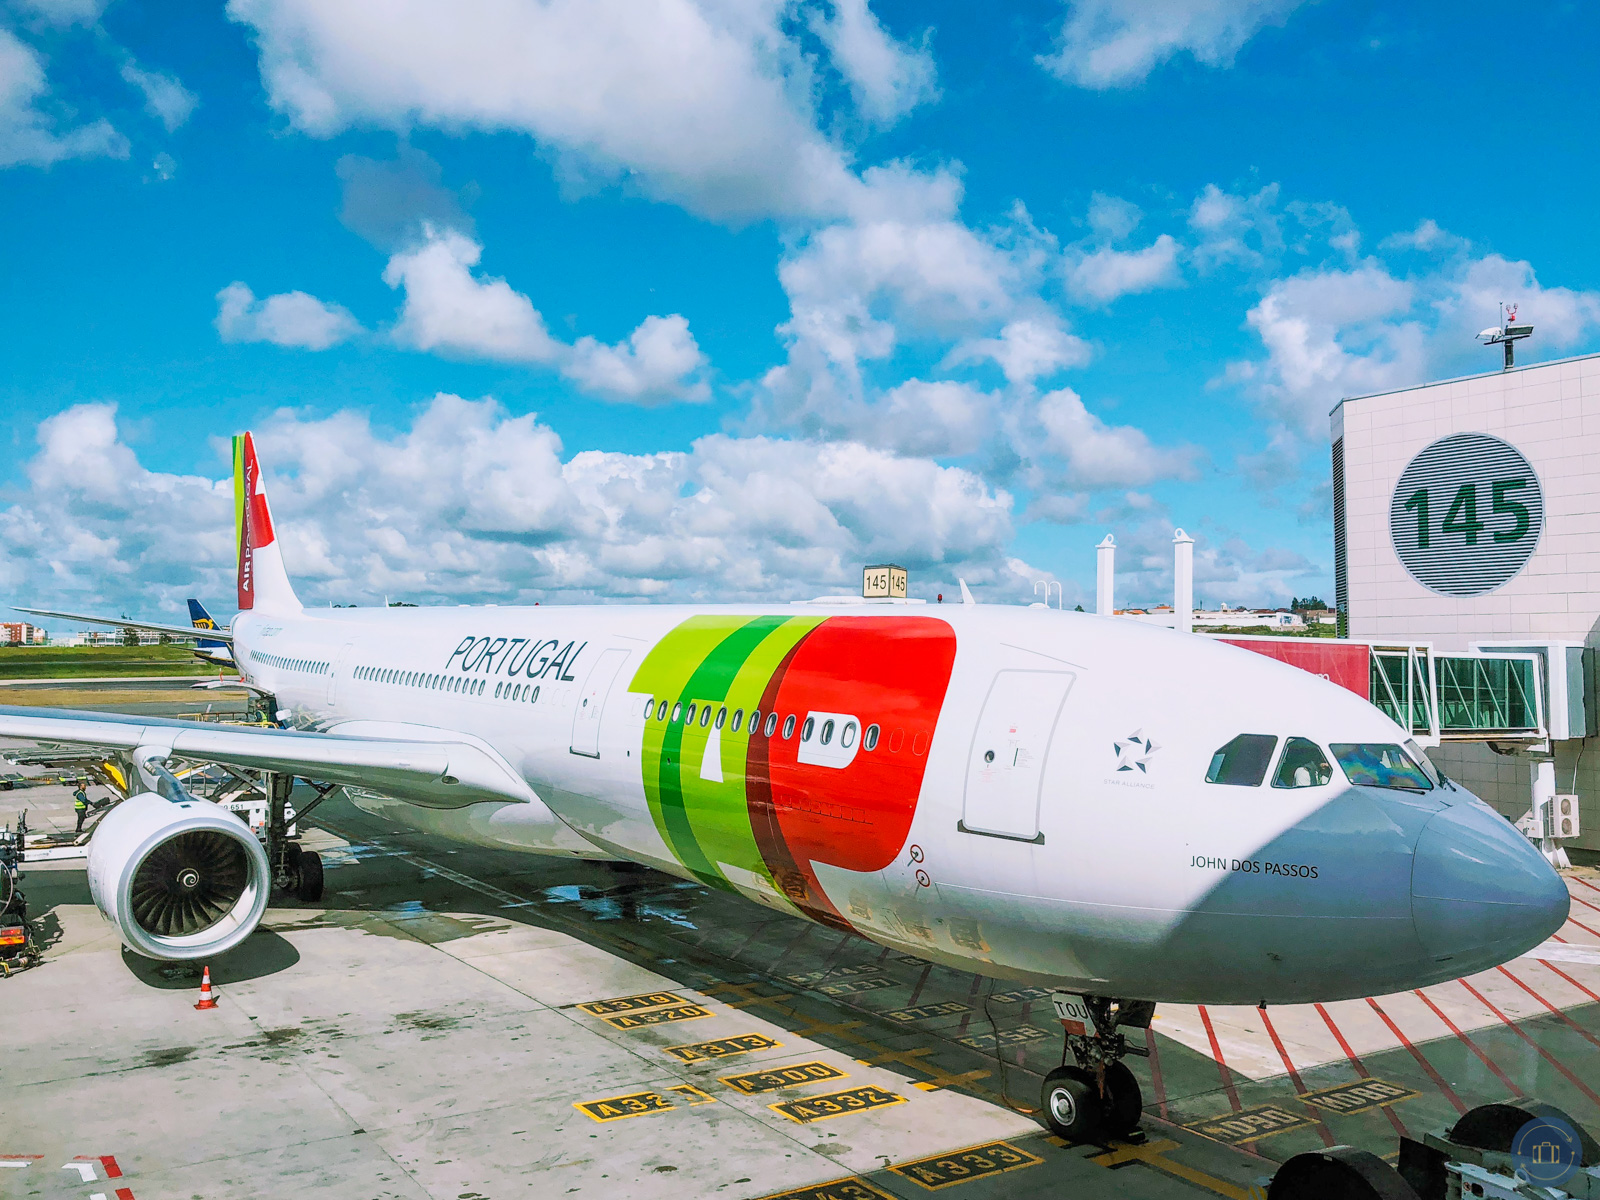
639;697;882;751
357;665;484;696
250;650;329;675
1206;735;1437;792
495;681;541;704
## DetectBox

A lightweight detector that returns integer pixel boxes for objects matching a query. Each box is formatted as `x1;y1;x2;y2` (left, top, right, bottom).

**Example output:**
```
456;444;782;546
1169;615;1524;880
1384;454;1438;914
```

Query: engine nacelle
87;792;271;960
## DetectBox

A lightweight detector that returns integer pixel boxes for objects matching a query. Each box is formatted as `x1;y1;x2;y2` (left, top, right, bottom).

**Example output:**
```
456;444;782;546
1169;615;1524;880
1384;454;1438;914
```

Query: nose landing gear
1040;993;1156;1143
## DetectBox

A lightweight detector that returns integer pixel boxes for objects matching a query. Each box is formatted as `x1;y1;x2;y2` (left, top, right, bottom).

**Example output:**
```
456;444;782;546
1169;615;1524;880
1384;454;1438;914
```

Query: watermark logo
1511;1114;1582;1185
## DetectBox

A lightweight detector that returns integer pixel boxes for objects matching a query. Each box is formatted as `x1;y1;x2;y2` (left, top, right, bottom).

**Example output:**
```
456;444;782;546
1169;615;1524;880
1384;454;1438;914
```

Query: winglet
233;433;302;615
959;579;975;606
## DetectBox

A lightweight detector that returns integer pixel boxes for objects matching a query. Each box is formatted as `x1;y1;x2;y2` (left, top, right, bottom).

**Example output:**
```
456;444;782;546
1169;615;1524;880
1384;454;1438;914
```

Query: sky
3;0;1598;621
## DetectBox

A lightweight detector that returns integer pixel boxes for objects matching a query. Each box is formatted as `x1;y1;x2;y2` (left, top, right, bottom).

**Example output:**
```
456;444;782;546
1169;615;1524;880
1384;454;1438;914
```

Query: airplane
0;432;1570;1143
12;598;237;669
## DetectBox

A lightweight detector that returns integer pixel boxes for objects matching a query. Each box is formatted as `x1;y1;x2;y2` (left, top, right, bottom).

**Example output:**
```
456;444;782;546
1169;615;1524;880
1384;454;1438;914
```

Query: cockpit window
1205;734;1278;786
1404;739;1441;786
1329;743;1434;791
1272;737;1333;789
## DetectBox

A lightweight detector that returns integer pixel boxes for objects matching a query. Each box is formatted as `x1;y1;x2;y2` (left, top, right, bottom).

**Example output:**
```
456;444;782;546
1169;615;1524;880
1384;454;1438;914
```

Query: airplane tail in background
233;433;302;615
187;598;235;666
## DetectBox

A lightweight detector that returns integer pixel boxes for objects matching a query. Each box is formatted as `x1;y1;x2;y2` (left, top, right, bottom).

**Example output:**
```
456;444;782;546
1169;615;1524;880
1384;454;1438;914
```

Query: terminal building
1331;349;1600;854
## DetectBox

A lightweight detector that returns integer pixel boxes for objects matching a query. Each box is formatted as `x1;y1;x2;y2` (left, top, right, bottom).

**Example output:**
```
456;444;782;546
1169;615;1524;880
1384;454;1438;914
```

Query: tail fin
233;433;302;614
187;599;227;649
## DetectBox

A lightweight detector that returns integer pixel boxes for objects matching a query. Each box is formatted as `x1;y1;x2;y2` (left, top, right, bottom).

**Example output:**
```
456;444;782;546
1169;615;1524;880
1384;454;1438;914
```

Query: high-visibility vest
73;792;88;811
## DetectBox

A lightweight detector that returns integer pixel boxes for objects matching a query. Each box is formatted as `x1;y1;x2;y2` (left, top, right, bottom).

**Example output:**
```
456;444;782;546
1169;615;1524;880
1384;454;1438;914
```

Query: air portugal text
446;634;589;682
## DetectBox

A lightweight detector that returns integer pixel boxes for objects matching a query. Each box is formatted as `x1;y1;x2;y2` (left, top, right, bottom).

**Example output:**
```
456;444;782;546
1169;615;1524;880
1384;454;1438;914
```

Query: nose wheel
1040;994;1155;1143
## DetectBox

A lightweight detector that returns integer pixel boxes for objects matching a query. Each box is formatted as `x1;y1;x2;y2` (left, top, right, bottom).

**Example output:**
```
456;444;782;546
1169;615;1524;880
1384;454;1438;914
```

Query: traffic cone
194;966;218;1010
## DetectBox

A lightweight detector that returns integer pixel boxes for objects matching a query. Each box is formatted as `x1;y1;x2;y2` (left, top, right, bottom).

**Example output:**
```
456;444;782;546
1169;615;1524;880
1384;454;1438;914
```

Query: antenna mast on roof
1478;302;1534;370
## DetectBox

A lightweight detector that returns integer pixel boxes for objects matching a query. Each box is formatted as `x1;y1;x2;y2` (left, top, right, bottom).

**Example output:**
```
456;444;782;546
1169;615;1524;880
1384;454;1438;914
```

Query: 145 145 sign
1388;432;1543;597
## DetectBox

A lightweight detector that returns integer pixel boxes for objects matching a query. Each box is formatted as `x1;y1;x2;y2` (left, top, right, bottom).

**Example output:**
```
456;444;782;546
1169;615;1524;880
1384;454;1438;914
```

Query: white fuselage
232;600;1568;1005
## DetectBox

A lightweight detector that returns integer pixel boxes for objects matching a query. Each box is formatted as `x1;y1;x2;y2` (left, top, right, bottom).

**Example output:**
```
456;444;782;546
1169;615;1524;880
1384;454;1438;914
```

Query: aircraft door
327;643;355;706
961;670;1075;841
569;647;630;758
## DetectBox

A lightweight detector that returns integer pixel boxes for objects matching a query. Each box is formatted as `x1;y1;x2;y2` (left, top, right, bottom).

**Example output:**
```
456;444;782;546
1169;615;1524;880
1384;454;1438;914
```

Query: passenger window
1205;734;1278;786
731;708;744;732
685;702;697;725
782;714;796;739
763;712;778;737
643;696;654;718
530;686;540;703
820;719;834;745
801;717;815;741
864;723;880;750
1272;738;1333;789
841;721;857;748
671;702;682;723
700;704;712;727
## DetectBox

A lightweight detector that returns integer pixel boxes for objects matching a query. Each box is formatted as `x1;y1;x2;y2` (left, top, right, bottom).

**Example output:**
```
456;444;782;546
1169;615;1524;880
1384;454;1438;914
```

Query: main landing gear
265;772;324;904
1040;993;1156;1143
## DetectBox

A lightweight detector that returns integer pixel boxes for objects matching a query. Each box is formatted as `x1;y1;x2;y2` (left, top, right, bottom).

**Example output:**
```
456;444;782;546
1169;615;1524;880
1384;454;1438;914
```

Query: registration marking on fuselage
601;1003;713;1030
770;1084;906;1124
662;1033;780;1063
719;1061;848;1095
577;991;689;1016
1185;1102;1315;1146
889;1141;1044;1191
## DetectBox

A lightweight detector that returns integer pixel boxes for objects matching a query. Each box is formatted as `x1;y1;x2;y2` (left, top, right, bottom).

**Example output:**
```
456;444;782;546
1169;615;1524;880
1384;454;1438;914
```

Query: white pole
1530;758;1570;868
1173;529;1194;633
1096;535;1115;616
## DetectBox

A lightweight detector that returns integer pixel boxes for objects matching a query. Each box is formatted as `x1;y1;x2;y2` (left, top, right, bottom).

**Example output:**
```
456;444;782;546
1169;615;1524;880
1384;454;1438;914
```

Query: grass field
0;645;236;680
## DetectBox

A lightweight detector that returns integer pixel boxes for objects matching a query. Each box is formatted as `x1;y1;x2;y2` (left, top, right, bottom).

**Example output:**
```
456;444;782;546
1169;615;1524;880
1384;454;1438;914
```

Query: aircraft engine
87;791;271;960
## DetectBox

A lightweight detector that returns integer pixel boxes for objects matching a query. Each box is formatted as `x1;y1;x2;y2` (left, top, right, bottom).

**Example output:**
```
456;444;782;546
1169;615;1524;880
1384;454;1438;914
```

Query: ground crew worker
73;783;90;834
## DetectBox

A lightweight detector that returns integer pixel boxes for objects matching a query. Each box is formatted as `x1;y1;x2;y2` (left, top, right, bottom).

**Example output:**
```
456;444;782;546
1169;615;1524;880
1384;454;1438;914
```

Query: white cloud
809;0;937;125
944;317;1089;385
566;315;710;404
120;60;198;131
1030;386;1202;489
0;27;128;168
226;0;868;223
1188;182;1283;271
383;227;561;364
215;282;362;350
0;396;1037;612
1066;234;1181;303
1441;254;1600;351
1039;0;1307;89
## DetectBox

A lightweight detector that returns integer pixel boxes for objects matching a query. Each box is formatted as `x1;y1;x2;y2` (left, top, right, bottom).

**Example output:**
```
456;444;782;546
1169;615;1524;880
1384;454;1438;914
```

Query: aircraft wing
0;705;532;809
11;606;235;643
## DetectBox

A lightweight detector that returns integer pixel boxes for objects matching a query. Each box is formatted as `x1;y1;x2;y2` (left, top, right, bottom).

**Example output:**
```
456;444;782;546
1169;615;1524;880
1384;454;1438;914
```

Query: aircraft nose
1412;800;1569;969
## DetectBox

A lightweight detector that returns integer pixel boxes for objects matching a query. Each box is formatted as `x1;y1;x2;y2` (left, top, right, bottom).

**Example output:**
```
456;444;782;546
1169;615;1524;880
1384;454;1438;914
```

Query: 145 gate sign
1388;432;1544;597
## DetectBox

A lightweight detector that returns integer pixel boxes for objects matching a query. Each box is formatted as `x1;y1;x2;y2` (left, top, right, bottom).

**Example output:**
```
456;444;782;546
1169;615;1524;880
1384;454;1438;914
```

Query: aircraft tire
1040;1067;1101;1143
1102;1061;1144;1137
1267;1147;1419;1200
294;850;325;903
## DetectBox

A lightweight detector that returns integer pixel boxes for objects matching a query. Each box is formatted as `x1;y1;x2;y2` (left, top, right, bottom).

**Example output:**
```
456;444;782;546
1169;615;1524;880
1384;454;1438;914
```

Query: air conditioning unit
1549;794;1581;840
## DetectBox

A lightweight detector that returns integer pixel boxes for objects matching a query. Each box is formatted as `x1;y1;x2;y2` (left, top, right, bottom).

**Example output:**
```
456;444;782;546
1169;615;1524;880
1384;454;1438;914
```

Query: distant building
0;622;46;645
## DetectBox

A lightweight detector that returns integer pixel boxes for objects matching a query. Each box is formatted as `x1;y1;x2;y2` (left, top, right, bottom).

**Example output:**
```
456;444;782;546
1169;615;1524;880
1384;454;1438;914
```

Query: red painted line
1366;997;1467;1114
1541;960;1600;1007
1496;965;1600;1054
1457;978;1600;1114
1573;876;1600;897
116;1189;135;1200
100;1156;123;1178
906;964;932;1008
1144;1027;1170;1120
1197;1005;1243;1113
954;975;986;1036
1315;1003;1411;1139
1257;1006;1334;1147
1568;890;1600;915
1566;916;1600;940
1411;990;1524;1099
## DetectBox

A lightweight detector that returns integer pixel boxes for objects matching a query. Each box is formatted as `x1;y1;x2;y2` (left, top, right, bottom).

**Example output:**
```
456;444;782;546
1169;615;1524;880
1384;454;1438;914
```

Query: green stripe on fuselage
632;614;822;890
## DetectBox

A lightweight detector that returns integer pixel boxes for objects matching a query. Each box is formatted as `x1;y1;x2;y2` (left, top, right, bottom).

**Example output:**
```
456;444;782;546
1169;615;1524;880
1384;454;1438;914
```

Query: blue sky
3;0;1598;618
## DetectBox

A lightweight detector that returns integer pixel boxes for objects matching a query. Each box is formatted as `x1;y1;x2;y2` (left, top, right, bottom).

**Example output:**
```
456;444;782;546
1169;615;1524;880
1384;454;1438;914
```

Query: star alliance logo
1114;730;1158;773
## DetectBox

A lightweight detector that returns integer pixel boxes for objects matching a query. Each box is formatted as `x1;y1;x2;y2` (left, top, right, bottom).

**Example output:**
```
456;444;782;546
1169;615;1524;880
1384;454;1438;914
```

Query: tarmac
3;681;1600;1199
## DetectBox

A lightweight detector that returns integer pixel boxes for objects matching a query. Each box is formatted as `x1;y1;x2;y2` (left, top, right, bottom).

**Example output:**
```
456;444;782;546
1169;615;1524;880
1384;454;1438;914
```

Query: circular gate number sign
1389;432;1543;596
